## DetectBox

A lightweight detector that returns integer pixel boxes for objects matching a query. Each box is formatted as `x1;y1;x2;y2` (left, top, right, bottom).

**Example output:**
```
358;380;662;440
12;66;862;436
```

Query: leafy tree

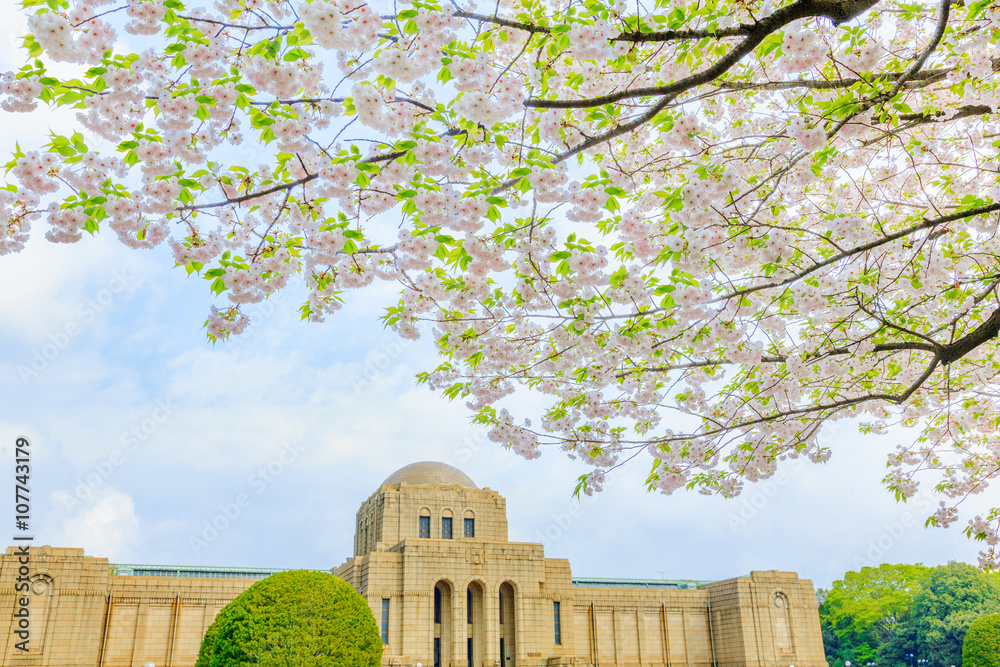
878;562;1000;667
195;570;382;667
820;564;931;664
963;613;1000;667
5;0;1000;557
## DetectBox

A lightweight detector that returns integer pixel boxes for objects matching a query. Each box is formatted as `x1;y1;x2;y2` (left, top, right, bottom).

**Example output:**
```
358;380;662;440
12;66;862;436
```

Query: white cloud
57;489;141;561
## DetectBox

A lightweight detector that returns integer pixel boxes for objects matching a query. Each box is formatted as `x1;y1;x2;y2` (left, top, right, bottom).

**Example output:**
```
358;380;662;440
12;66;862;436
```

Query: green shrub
963;613;1000;667
196;570;382;667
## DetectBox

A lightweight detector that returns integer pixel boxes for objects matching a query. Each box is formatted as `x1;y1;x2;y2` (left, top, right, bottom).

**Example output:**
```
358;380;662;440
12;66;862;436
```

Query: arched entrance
433;581;453;667
467;581;484;667
499;582;516;667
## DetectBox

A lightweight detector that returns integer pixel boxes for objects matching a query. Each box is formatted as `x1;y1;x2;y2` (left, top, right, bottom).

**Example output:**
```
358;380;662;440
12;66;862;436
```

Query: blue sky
0;3;989;592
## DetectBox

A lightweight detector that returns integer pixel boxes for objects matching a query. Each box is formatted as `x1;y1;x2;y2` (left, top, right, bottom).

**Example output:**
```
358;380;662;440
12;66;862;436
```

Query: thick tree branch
718;68;949;91
452;10;551;34
939;308;1000;364
716;203;1000;302
525;0;882;109
616;340;939;378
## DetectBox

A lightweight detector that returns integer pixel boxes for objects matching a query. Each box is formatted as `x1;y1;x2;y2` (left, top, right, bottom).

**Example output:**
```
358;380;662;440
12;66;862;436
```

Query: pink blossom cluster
565;184;609;223
455;88;524;126
779;29;826;73
0;73;42;113
207;305;249;339
222;267;266;303
786;117;826;152
125;0;168;35
664;114;704;152
78;93;145;142
449;53;495;92
171;233;225;267
535;109;563;144
396;230;436;271
28;11;115;64
414;187;461;227
45;206;88;244
841;41;881;73
0;191;37;255
351;82;389;130
568;20;624;61
12;153;59;196
527;163;569;203
244;55;319;99
300;0;379;51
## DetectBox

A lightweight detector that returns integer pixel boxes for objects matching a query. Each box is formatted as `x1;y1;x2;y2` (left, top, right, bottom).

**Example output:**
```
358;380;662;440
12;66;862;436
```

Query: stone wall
0;546;253;667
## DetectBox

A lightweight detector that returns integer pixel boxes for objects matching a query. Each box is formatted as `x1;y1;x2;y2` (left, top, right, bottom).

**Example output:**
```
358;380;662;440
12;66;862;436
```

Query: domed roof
382;462;478;489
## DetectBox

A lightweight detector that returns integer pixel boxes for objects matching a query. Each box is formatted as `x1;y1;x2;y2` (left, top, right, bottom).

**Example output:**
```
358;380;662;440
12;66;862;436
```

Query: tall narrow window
381;599;390;644
442;516;452;539
499;590;504;625
553;601;561;645
464;517;475;538
419;515;430;538
467;637;473;667
467;589;473;623
435;586;441;624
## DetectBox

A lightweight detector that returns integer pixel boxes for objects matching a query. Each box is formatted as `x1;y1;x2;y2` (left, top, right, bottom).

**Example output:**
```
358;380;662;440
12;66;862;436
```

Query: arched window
419;508;431;538
442;509;453;539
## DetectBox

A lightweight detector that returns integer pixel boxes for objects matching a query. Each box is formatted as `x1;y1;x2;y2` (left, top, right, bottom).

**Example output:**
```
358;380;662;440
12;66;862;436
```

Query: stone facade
0;462;828;667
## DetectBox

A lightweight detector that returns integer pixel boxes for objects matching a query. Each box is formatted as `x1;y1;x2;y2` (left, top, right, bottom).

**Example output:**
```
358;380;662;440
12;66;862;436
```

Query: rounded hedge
195;570;382;667
963;613;1000;667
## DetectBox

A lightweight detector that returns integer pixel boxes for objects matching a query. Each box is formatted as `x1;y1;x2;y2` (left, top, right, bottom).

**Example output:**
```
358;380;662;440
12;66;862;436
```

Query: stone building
0;462;828;667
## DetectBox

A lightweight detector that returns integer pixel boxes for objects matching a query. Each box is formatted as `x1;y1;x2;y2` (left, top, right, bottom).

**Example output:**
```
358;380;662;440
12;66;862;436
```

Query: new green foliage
195;570;382;667
821;562;1000;667
962;613;1000;667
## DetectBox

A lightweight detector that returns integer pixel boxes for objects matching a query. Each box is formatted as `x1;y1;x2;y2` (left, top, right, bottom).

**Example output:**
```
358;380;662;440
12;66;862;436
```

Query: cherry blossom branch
177;14;295;31
717;68;949;91
177;175;317;212
617;339;940;377
525;0;883;109
715;203;1000;302
452;9;551;34
614;23;750;42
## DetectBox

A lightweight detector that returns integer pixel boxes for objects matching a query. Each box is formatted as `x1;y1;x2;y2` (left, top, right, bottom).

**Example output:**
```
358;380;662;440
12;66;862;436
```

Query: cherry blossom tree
3;0;1000;564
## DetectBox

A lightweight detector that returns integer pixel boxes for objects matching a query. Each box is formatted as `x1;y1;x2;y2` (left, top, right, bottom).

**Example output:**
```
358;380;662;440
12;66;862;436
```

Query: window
464;517;475;538
553;601;561;645
442;516;452;540
419;515;430;538
381;599;390;644
499;590;503;625
434;586;441;624
467;589;473;624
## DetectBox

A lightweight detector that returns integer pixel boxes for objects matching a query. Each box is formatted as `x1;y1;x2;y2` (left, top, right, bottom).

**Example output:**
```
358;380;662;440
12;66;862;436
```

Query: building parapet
571;576;709;590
